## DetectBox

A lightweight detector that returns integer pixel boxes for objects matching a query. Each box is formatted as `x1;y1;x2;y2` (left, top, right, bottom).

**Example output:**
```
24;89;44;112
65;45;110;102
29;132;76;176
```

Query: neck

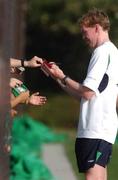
96;31;110;47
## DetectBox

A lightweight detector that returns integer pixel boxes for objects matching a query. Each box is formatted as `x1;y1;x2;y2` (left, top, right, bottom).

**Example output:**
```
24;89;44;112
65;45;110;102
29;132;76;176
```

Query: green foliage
11;115;66;180
28;0;82;34
27;0;118;36
108;144;118;180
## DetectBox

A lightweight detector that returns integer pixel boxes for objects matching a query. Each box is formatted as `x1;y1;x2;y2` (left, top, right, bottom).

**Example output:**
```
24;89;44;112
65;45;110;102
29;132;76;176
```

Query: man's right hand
43;63;65;80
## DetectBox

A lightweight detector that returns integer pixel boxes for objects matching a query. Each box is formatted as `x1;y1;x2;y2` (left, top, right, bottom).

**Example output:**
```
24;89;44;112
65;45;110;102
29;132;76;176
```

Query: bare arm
28;92;47;105
56;77;95;100
10;56;43;68
40;62;95;100
11;91;29;108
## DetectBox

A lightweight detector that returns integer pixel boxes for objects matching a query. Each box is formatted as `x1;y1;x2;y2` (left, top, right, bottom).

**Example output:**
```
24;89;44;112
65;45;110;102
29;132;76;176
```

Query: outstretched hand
28;92;47;106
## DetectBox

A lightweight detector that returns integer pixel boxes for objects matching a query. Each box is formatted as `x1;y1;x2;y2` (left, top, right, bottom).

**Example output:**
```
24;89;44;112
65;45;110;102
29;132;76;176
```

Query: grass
108;144;118;180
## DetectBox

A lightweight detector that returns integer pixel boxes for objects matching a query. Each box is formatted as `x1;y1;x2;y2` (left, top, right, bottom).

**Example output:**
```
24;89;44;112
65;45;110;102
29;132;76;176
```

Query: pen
49;62;61;65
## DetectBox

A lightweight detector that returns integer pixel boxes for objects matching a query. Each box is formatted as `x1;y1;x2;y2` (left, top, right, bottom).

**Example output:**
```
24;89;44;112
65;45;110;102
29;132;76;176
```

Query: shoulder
92;41;118;62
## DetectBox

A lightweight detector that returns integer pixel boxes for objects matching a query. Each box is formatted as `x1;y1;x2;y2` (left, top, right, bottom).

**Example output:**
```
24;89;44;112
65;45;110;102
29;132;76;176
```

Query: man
39;8;118;180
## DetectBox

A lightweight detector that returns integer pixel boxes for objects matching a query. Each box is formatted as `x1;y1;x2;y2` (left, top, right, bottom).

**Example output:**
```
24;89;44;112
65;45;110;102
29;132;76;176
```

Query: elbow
82;92;95;100
83;95;92;101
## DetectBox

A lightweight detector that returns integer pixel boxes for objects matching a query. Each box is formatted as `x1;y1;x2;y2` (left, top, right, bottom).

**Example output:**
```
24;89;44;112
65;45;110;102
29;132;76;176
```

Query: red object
43;60;53;68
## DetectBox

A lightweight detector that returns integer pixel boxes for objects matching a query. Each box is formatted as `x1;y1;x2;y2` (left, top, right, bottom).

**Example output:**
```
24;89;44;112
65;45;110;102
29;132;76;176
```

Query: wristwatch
21;59;25;67
61;75;69;85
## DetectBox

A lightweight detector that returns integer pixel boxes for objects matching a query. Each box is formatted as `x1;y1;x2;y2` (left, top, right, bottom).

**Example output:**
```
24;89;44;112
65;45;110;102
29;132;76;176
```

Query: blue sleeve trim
98;73;109;93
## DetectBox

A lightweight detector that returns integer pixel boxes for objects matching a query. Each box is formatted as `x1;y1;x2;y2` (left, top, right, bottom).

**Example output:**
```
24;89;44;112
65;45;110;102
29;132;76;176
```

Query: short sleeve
83;47;109;94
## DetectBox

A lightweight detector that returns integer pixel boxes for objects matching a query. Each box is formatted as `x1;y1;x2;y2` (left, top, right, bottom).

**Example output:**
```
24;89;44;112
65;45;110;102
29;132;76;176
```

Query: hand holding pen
39;58;61;77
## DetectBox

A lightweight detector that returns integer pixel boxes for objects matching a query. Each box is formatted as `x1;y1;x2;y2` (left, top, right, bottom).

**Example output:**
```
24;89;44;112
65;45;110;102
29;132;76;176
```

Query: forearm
10;56;42;68
57;76;95;100
11;97;21;108
10;58;28;67
62;85;81;100
56;78;82;100
11;95;26;108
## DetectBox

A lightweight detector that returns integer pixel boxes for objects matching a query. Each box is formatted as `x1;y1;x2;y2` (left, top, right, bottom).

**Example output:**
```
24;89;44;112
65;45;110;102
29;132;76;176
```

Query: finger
39;96;47;100
33;92;40;96
17;81;23;85
34;56;43;64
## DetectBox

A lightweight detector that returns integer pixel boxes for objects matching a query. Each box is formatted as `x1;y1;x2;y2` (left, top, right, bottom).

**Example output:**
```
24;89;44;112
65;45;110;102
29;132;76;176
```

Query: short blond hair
79;8;110;31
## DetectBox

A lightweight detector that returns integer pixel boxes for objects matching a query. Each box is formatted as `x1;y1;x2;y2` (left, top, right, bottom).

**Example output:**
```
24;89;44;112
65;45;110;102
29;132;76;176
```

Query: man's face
81;25;98;48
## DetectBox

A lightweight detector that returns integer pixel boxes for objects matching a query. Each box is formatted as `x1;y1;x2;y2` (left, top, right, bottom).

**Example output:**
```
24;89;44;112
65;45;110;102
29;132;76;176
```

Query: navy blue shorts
75;138;112;173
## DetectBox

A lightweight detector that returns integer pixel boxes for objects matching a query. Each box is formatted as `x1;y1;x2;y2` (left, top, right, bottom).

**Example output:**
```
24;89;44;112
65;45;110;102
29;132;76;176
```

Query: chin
89;43;95;48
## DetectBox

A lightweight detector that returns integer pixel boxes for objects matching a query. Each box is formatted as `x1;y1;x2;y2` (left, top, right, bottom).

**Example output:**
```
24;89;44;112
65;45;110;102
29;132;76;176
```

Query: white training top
77;41;118;144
